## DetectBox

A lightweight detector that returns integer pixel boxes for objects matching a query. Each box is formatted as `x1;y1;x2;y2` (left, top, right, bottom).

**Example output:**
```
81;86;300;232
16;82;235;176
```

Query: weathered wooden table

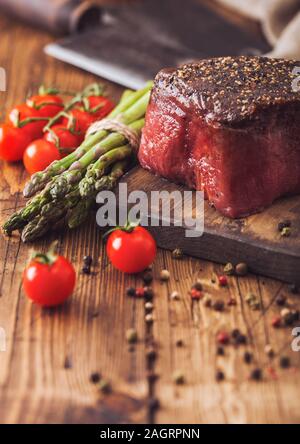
0;14;299;424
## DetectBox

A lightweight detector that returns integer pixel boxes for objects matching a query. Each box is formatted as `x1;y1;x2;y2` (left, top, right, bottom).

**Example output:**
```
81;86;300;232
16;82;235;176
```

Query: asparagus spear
23;82;152;198
67;159;129;229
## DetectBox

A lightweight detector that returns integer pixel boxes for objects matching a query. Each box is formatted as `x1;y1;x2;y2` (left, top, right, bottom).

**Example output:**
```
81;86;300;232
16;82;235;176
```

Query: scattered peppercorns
213;299;225;311
145;313;154;323
145;302;154;311
176;339;184;347
218;275;228;287
243;351;253;364
276;294;287;306
216;370;225;382
271;315;281;328
217;331;230;345
142;271;153;285
160;269;170;281
250;368;262;381
280;227;291;237
90;372;101;384
264;344;275;358
279;356;291;369
172;248;184;260
82;255;93;274
227;297;237;306
135;287;145;298
235;262;248;276
170;290;180;300
144;287;154;301
192;281;203;291
126;328;138;344
245;293;260;310
203;295;212;307
99;379;112;394
172;370;185;385
224;262;234;275
216;346;225;356
126;287;136;297
190;288;203;300
277;220;291;232
146;348;157;362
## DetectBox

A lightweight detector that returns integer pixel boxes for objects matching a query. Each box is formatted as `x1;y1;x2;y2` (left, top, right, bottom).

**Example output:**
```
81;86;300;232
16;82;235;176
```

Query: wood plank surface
0;12;300;425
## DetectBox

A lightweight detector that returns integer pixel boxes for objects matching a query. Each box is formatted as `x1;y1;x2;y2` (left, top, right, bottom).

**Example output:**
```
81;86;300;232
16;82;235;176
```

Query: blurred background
0;0;299;87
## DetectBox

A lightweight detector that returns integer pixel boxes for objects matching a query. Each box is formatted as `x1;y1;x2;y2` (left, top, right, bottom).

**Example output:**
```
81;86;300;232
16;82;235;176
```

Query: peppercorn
216;346;225;356
216;370;225;382
231;328;241;339
235;262;248;276
145;313;154;323
172;248;184;260
146;348;157;362
135;287;145;298
160;269;170;281
276;294;287;306
90;372;101;384
271;316;281;328
280;227;291;237
224;262;234;275
145;302;154;311
82;264;91;275
172;370;185;385
243;351;253;364
99;379;111;394
217;331;230;345
218;275;228;287
191;288;203;300
144;287;154;301
126;287;136;297
191;281;203;291
279;356;290;369
142;271;153;285
83;255;93;266
227;297;237;306
250;368;262;381
277;220;291;232
234;333;247;345
170;291;180;300
126;328;138;344
176;339;184;347
213;299;225;311
245;293;260;310
264;344;275;358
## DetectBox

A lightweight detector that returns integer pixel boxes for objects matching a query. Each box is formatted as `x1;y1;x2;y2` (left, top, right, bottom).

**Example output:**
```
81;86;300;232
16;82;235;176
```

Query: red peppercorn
135;287;145;298
190;288;203;300
218;275;228;287
271;316;281;328
217;331;230;345
227;297;237;306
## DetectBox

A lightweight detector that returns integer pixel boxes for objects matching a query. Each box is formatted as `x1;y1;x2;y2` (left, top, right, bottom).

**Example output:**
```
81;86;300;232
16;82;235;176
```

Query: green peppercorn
172;248;184;260
224;262;234;275
172;370;185;385
126;328;138;344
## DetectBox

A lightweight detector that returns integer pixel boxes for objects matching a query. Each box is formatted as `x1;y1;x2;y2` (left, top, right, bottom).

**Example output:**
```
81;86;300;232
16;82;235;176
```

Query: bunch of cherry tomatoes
0;87;114;174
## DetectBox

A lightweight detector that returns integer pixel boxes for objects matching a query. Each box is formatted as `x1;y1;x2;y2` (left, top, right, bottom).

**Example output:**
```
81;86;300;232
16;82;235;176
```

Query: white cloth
216;0;300;59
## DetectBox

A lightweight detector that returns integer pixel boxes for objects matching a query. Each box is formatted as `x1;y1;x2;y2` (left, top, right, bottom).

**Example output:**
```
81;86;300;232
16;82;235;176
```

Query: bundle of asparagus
3;82;153;242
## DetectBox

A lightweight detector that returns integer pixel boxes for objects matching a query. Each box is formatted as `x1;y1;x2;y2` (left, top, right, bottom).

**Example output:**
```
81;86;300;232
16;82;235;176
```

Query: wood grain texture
0;13;299;425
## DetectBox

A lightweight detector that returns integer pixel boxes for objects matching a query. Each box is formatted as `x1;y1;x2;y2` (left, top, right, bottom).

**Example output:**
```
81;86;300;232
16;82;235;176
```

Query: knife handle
0;0;102;35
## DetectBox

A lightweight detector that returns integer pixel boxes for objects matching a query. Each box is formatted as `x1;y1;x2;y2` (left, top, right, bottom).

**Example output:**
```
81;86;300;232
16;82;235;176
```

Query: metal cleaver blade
44;0;270;89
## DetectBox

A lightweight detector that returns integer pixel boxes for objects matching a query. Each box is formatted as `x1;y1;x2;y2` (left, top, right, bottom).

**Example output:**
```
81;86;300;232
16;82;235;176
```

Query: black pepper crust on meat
153;56;300;126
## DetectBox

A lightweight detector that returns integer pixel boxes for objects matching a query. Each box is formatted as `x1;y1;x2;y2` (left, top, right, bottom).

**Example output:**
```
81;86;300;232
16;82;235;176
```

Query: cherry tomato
23;249;76;307
27;94;64;118
44;125;83;154
8;103;46;139
0;123;32;162
106;225;156;274
62;109;95;133
80;96;114;119
23;139;60;175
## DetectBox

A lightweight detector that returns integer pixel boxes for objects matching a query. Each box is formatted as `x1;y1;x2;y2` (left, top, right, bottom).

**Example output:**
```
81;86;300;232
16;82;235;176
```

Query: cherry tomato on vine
62;109;95;133
23;245;76;307
8;103;46;139
79;96;114;119
0;123;32;162
27;94;64;118
23;139;60;175
44;125;83;154
106;224;156;274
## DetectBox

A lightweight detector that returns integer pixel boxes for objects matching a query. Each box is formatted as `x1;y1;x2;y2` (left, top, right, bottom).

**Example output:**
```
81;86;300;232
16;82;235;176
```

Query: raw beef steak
138;56;300;218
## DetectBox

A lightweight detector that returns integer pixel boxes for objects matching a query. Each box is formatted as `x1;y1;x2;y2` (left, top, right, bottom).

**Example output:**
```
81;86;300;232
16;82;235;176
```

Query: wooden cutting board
120;166;300;285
